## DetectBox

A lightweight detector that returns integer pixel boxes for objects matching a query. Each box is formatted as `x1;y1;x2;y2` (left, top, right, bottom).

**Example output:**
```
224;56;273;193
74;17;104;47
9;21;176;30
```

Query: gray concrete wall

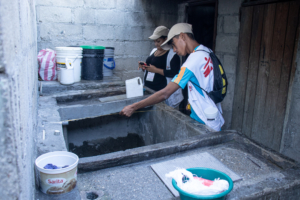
0;0;38;200
216;0;242;129
36;0;180;80
280;33;300;162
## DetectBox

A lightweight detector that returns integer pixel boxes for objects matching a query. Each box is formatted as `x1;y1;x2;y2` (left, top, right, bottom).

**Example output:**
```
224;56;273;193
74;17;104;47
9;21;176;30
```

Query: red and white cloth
38;49;57;81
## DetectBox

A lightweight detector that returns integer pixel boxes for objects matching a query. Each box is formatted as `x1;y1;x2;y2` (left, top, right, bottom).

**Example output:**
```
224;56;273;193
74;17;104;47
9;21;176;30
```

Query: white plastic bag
166;168;229;196
38;49;57;81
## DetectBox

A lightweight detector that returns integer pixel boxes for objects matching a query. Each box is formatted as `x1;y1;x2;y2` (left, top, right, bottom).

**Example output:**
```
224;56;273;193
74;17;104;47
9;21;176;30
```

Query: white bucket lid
55;47;83;51
204;106;218;119
35;151;79;174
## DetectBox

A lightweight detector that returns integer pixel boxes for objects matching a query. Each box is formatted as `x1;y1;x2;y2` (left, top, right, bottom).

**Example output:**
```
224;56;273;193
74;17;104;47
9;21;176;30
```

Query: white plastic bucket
56;56;82;83
59;58;75;85
35;151;79;195
55;47;83;82
103;48;115;77
126;77;143;98
55;47;83;55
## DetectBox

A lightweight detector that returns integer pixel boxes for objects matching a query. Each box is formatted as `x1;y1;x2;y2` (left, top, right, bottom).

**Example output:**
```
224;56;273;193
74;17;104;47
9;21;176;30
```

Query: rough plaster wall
36;0;180;80
216;0;242;129
0;0;38;199
280;33;300;162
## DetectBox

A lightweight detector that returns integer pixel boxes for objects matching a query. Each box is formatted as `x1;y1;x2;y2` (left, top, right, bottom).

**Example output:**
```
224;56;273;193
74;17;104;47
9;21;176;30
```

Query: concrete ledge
78;131;235;172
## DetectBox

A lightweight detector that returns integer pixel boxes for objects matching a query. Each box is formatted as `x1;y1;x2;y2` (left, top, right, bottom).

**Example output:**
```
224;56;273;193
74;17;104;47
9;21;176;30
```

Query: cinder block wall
0;0;38;199
216;0;242;129
36;0;180;80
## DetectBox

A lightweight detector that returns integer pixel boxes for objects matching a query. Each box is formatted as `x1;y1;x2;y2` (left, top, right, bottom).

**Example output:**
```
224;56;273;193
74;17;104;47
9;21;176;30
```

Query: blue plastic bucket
172;168;233;200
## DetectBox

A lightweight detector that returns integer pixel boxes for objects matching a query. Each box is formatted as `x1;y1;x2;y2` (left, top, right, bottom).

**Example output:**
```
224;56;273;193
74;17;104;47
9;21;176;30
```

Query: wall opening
186;1;218;50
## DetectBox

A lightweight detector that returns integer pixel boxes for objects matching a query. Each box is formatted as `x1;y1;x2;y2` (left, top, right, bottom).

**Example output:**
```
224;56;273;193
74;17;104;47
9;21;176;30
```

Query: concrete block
215;35;239;54
222;110;232;130
223;55;237;74
217;16;223;33
221;73;235;109
218;0;242;15
116;0;146;12
37;7;72;23
85;0;116;9
159;14;178;28
83;25;115;40
39;23;83;41
115;57;140;71
96;10;125;25
114;26;131;41
36;0;84;7
74;8;95;24
215;53;224;64
121;70;144;81
147;0;176;14
125;12;152;27
97;40;115;49
124;41;152;57
143;27;156;40
113;41;125;56
224;16;240;34
129;27;144;41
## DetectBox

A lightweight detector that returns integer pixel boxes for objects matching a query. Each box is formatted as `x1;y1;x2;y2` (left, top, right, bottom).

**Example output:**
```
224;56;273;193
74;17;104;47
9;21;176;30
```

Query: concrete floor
76;140;285;200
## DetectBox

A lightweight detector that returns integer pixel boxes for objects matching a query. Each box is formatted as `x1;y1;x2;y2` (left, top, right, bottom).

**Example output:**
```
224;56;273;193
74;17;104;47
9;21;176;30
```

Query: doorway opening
187;0;218;50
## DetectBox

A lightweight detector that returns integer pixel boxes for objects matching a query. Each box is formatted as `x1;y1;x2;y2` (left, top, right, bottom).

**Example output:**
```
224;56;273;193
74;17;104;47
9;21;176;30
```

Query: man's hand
119;104;136;117
119;82;180;117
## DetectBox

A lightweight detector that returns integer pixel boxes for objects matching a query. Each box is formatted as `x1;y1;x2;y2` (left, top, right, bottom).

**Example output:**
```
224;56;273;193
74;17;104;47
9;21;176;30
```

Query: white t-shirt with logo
172;45;224;131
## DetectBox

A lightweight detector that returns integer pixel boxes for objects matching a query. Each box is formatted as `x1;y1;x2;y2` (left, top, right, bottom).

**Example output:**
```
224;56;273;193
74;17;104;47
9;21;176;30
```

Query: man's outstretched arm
119;82;180;117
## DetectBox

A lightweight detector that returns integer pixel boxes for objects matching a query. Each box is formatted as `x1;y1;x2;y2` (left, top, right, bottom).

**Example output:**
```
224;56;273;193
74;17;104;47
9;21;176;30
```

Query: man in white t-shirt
120;23;224;131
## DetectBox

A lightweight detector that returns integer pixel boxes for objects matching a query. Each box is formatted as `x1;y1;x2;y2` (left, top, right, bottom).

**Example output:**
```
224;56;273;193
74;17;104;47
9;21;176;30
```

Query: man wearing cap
120;23;224;131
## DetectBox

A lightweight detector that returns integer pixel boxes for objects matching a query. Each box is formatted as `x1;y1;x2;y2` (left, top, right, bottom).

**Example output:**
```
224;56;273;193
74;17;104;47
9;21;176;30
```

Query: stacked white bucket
103;47;115;76
55;47;83;85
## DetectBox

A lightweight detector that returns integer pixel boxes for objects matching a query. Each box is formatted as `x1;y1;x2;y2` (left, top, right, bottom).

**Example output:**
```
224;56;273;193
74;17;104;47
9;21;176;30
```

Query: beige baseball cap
160;23;193;50
149;26;169;40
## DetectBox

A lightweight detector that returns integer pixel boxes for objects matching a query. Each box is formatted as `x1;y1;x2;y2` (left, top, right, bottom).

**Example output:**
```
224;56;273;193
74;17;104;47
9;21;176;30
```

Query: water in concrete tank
65;108;192;158
69;133;145;158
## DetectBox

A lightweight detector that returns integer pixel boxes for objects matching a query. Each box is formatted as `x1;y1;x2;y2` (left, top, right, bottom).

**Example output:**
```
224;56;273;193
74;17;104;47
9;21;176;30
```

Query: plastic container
35;151;79;195
55;47;83;83
126;77;143;98
81;46;105;80
55;47;82;56
204;107;218;120
103;47;115;77
60;58;75;85
56;56;82;83
172;168;233;200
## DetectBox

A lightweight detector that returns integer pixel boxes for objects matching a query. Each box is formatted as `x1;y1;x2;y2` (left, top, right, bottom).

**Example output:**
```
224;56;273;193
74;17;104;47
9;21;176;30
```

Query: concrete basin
36;80;300;200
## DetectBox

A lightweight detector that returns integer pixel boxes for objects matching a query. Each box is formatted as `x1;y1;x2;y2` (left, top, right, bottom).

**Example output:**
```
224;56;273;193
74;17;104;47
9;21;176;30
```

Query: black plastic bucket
81;49;104;80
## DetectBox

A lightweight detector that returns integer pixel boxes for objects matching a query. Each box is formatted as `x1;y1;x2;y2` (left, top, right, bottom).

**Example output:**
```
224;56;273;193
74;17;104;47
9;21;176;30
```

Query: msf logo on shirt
204;57;213;78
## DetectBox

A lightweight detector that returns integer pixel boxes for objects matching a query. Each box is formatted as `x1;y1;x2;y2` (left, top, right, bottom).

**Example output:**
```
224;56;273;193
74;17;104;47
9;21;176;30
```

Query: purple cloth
44;163;59;169
44;163;69;169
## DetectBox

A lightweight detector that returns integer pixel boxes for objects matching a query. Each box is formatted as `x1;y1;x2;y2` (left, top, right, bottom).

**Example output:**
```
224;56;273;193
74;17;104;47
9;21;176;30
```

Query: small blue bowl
172;168;234;200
